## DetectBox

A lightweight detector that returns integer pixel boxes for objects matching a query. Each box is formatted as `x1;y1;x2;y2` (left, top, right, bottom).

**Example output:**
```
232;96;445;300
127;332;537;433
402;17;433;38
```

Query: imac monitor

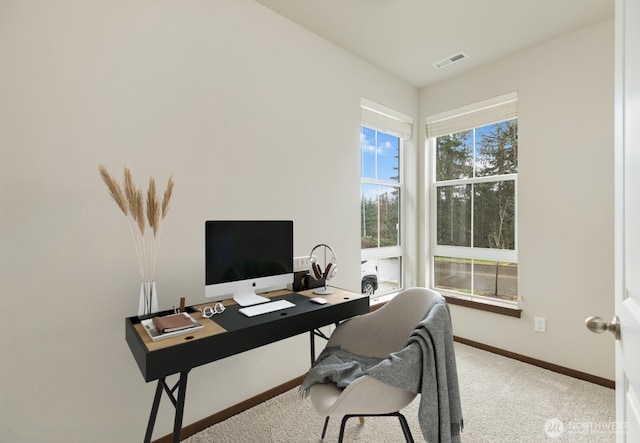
205;220;293;306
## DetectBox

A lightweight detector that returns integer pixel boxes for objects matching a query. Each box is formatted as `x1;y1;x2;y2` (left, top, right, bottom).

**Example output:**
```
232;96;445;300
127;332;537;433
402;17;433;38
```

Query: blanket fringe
451;419;464;436
298;385;310;399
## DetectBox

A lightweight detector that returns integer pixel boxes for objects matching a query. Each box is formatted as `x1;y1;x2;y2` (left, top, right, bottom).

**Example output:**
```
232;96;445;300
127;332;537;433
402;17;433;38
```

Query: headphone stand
310;244;337;295
313;285;334;295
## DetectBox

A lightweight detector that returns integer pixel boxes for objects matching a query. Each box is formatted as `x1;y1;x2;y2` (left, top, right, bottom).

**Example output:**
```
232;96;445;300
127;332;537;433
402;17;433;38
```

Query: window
427;93;518;306
360;99;412;299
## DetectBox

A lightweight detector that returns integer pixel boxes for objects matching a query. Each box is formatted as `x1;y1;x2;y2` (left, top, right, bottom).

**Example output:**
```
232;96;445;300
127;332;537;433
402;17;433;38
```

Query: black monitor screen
205;220;293;285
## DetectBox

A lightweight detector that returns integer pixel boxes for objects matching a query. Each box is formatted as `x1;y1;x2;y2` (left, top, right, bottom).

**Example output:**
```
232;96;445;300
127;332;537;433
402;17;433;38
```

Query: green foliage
436;131;473;181
436;119;518;251
361;189;399;249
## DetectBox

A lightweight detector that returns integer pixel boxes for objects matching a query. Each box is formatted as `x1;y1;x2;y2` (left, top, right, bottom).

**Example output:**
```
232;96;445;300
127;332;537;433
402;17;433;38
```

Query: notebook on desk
142;313;204;341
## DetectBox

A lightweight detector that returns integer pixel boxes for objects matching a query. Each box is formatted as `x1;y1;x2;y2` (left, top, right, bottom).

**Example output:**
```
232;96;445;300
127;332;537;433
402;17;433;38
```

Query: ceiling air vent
432;52;468;69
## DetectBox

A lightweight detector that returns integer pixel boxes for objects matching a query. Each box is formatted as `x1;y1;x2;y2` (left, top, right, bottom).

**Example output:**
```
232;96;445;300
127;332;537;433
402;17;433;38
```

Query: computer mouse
309;297;328;305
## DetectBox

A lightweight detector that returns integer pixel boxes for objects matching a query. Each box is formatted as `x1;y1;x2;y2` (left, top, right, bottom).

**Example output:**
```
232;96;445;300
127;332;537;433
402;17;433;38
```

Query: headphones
309;244;338;281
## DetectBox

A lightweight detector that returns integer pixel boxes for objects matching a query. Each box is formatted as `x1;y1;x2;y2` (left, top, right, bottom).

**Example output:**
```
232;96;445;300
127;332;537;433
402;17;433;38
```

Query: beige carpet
184;343;616;442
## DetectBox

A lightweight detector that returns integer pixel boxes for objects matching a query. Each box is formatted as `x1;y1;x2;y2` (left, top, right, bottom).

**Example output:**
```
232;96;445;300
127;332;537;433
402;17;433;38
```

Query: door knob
585;316;620;340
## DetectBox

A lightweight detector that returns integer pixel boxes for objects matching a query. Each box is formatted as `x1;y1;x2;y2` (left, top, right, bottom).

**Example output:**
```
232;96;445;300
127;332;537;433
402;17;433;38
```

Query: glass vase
138;280;159;316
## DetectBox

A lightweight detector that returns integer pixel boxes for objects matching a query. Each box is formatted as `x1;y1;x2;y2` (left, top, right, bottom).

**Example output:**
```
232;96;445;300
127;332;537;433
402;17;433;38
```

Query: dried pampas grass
146;178;160;237
162;176;174;219
98;164;128;216
99;164;174;281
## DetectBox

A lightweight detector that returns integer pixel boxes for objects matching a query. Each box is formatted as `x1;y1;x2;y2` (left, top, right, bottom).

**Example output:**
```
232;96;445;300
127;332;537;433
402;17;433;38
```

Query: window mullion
362;177;402;187
471;183;475;249
434;245;517;262
376;184;381;248
434;173;517;187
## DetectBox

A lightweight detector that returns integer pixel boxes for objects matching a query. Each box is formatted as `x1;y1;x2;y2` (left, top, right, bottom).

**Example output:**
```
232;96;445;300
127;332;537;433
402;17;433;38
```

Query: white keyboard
239;299;296;317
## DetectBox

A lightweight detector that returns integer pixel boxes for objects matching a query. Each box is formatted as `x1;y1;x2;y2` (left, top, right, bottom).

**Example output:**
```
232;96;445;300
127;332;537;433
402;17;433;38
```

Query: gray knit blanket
301;297;463;443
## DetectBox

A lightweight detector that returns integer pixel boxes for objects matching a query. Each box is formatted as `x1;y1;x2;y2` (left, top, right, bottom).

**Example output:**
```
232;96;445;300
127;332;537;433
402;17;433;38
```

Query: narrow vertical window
360;99;412;299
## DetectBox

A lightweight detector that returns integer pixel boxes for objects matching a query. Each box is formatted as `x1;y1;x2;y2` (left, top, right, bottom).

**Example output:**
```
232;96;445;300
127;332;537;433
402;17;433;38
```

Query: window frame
360;99;412;301
426;93;519;309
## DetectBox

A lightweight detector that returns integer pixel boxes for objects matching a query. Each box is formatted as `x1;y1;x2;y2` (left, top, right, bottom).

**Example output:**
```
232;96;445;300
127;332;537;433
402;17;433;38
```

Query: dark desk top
125;287;369;382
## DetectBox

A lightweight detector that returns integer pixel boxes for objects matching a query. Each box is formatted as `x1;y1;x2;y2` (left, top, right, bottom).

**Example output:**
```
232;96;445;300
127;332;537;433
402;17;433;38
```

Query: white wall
0;1;417;442
419;19;615;380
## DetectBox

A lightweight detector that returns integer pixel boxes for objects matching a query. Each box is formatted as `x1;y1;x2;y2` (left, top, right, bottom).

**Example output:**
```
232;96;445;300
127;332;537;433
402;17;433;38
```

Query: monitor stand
233;291;270;307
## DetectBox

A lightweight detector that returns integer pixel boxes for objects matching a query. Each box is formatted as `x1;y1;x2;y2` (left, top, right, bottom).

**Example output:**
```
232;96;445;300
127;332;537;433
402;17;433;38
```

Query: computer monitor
205;220;293;306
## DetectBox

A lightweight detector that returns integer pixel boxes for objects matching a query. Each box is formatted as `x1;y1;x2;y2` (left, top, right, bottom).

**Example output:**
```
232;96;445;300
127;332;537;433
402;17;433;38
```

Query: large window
427;93;518;305
360;99;412;298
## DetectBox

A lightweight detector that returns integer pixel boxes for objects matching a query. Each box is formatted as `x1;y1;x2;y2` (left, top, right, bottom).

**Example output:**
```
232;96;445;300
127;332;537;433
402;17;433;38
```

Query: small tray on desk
140;312;204;342
131;309;227;353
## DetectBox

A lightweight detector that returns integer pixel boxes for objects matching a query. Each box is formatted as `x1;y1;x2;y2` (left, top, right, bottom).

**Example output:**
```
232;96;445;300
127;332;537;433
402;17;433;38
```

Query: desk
125;287;369;443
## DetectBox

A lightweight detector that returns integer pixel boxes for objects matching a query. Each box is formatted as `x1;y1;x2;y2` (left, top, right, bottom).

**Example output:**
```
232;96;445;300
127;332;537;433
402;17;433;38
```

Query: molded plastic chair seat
310;375;416;417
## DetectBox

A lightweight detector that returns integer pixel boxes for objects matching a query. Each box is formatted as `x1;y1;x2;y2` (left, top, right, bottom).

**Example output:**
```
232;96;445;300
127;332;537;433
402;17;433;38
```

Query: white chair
309;287;441;442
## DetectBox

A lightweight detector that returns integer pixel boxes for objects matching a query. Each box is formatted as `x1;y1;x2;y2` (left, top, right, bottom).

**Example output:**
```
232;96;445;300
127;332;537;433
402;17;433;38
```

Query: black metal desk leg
310;327;332;365
172;371;189;443
144;380;164;443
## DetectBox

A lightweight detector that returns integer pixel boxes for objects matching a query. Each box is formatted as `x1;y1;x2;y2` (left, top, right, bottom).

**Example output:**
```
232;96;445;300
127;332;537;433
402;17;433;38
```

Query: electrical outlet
534;316;546;333
293;256;311;272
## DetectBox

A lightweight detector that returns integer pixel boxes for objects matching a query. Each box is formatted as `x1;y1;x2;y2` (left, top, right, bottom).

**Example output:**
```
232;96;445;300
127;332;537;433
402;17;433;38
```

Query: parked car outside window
361;260;378;295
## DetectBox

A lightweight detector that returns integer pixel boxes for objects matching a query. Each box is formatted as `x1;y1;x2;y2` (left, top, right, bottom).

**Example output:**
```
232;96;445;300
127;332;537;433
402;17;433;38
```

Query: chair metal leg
397;413;415;443
336;412;414;443
338;415;351;443
321;416;330;440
